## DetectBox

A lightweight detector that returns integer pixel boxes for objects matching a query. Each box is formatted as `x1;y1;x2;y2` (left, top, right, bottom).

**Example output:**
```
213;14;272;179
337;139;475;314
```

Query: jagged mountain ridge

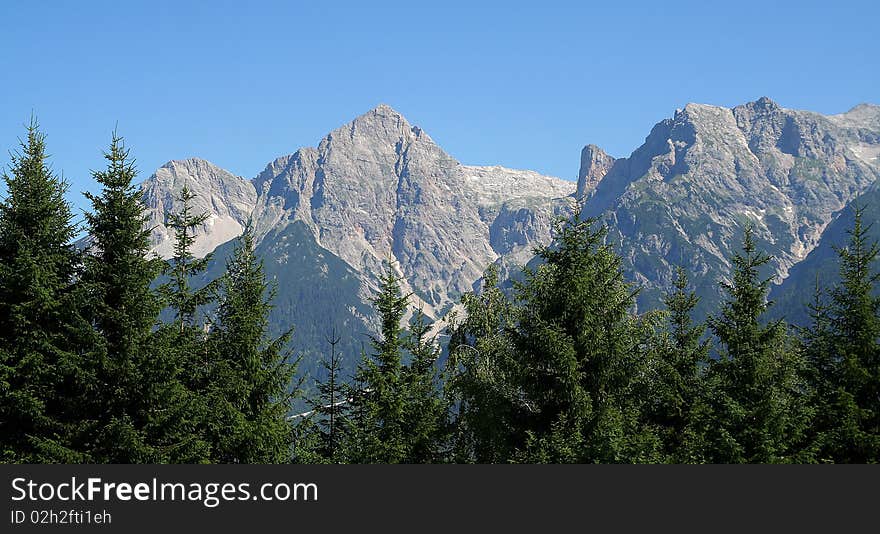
248;104;574;317
137;98;880;367
769;182;880;327
577;97;880;317
138;105;576;370
142;158;256;259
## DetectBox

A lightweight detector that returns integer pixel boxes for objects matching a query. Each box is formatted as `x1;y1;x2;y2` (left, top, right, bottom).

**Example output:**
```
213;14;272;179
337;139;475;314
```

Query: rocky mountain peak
141;157;256;259
577;144;615;198
849;103;879;112
154;157;224;181
830;102;880;130
675;102;734;126
753;96;780;111
326;103;434;149
581;97;880;319
244;104;574;317
731;97;787;128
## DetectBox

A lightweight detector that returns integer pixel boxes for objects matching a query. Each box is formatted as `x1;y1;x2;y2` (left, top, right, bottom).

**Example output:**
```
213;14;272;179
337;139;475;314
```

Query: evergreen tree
509;207;660;462
296;328;349;463
651;267;709;461
291;415;327;464
798;277;836;462
320;329;344;461
824;206;880;462
701;226;813;463
207;226;296;463
0;118;82;462
402;309;449;462
343;262;450;463
345;262;409;463
338;344;371;462
447;264;521;463
155;185;218;461
164;185;212;331
81;132;206;462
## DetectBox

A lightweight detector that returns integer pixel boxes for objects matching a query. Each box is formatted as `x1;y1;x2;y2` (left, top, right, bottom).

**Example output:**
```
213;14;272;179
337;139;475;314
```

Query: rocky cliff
137;98;880;364
578;98;880;316
142;158;256;259
246;104;574;317
141;105;576;368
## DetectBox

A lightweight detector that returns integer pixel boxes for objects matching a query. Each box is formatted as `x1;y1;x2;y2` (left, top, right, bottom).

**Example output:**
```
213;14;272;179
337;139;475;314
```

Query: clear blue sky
1;0;877;218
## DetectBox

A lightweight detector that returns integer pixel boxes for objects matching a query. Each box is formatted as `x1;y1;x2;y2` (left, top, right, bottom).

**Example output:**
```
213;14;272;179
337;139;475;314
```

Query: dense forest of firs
2;121;879;464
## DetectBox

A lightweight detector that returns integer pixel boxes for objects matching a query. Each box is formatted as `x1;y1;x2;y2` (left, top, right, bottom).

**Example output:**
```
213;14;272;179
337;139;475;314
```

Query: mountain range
579;97;880;318
134;98;880;376
140;105;576;375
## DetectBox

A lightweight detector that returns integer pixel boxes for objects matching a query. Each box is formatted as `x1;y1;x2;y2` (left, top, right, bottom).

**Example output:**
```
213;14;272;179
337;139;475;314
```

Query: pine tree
447;264;521;463
402;310;449;462
345;261;409;463
208;225;296;463
0;118;82;462
652;267;709;461
296;328;349;463
702;225;813;463
80;132;206;462
824;206;880;462
510;207;660;463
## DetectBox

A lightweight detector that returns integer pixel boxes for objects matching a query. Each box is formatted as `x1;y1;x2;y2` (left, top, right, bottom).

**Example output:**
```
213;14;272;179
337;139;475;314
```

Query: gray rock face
577;144;615;198
143;105;576;322
135;98;880;342
249;104;575;316
142;158;256;259
580;97;880;316
770;181;880;327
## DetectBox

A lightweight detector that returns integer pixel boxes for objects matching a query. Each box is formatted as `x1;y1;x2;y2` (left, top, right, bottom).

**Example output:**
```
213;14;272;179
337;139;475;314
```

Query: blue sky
1;0;877;218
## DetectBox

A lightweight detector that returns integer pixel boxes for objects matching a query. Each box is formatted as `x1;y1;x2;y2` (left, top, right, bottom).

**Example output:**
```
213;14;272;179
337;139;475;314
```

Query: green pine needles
2;122;880;464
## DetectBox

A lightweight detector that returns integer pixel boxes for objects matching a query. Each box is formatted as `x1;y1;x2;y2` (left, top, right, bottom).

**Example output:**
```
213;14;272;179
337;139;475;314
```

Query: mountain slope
578;98;880;317
140;105;576;371
142;158;256;258
249;104;575;318
770;183;880;326
195;220;373;381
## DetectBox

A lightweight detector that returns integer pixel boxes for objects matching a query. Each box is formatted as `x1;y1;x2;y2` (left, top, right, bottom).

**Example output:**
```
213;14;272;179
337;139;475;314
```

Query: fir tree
402;309;449;463
155;185;218;461
0;118;82;462
164;185;212;331
798;277;836;462
342;262;451;463
208;225;296;463
447;264;521;463
702;225;813;463
346;262;409;463
652;267;709;461
81;132;206;462
291;415;327;464
511;207;660;462
824;206;880;462
297;328;349;463
338;344;371;462
322;329;344;460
